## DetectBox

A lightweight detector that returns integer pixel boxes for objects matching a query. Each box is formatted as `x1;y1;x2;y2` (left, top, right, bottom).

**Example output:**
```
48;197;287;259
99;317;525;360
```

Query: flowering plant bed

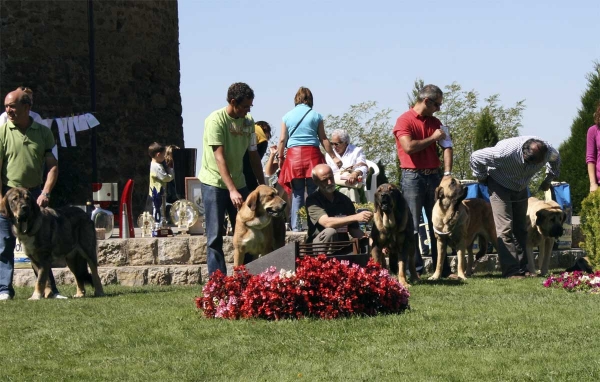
196;255;410;320
543;271;600;293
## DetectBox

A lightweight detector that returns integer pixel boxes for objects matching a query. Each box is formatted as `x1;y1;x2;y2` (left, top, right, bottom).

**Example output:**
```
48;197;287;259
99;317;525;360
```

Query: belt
402;168;439;175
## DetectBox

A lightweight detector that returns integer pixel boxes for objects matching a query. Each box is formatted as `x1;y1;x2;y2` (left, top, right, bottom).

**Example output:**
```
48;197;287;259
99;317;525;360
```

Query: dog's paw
73;293;85;298
28;293;43;300
428;274;441;281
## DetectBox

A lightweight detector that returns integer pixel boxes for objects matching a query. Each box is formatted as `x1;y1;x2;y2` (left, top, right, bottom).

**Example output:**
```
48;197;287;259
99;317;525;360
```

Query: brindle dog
370;183;417;287
0;188;104;299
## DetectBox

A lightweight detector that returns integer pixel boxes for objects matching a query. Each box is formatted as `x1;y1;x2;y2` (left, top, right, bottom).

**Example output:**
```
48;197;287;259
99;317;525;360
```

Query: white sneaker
51;294;68;300
0;293;13;301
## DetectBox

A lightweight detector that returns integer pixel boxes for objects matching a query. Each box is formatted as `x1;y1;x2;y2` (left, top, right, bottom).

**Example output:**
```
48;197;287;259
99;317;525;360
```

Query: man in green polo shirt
0;88;64;300
199;82;265;276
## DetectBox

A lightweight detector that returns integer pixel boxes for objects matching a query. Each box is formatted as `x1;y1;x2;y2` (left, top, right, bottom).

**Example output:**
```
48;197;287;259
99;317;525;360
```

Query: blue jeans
290;178;317;232
401;170;451;275
0;186;60;297
201;183;249;276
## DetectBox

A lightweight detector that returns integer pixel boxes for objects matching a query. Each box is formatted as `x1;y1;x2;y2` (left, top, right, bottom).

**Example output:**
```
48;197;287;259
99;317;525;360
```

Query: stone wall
0;0;183;215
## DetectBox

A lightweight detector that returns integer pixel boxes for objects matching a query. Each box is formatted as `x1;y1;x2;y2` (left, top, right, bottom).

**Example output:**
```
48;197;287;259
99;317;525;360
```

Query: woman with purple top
586;101;600;193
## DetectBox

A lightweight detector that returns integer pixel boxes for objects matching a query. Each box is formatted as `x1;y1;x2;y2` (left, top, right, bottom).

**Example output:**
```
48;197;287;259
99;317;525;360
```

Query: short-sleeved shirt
586;125;600;184
198;107;254;189
283;104;323;148
0;119;55;188
306;190;358;242
393;108;442;169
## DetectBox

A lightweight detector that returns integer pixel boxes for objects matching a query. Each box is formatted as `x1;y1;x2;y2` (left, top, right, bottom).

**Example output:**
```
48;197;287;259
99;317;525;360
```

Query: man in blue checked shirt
470;136;560;279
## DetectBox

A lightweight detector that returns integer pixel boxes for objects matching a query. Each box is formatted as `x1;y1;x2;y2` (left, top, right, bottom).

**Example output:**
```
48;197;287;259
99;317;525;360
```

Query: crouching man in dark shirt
306;164;373;248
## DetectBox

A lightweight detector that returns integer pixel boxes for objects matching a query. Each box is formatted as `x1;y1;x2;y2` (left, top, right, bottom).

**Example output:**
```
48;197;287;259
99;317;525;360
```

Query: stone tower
0;0;183;216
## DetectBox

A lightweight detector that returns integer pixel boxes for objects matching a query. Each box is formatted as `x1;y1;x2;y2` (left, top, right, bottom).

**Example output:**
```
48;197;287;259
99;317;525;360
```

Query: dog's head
435;176;467;208
239;185;287;222
535;203;566;239
374;183;404;215
0;187;40;234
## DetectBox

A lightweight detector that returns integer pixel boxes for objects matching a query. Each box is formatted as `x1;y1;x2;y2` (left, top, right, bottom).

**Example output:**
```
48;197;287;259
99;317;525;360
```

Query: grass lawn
1;272;600;381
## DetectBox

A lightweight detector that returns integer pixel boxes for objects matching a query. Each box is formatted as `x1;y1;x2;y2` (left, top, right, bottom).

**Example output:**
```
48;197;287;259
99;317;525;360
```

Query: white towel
85;113;100;128
55;118;68;147
76;114;89;131
67;116;77;146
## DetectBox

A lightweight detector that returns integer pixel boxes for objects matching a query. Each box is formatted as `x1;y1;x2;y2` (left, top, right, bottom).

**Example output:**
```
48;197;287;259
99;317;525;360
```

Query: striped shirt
470;136;560;191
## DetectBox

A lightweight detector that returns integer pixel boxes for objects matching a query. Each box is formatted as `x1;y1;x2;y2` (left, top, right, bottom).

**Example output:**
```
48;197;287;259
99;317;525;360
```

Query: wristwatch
443;171;452;176
42;192;51;198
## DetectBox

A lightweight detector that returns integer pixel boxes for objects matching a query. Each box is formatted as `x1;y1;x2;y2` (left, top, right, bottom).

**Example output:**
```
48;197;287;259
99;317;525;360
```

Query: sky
178;0;600;167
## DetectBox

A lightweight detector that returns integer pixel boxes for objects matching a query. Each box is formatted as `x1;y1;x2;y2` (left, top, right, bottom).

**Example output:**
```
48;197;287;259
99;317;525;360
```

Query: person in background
243;121;271;193
325;129;368;203
165;144;181;203
470;136;561;278
393;84;453;278
277;87;342;231
199;82;265;276
0;88;65;300
146;142;174;221
264;145;291;228
586;101;600;193
306;164;372;249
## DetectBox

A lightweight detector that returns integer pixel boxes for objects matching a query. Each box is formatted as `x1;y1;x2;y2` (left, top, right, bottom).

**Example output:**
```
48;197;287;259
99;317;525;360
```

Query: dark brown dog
232;185;287;267
431;177;497;280
370;183;417;287
0;188;104;299
526;197;566;276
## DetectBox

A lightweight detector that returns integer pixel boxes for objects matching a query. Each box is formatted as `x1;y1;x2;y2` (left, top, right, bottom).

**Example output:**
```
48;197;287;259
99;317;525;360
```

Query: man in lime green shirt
198;83;265;275
0;88;64;300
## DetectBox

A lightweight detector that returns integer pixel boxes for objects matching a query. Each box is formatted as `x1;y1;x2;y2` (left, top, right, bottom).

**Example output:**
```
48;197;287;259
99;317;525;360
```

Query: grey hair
331;129;350;144
417;84;443;102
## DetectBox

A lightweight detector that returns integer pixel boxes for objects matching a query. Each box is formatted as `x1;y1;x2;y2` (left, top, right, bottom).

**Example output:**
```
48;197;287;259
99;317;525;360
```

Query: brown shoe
447;274;459;280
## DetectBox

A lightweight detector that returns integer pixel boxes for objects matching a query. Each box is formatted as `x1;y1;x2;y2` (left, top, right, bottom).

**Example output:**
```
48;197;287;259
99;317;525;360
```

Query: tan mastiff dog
232;185;287;267
430;177;497;280
525;197;565;276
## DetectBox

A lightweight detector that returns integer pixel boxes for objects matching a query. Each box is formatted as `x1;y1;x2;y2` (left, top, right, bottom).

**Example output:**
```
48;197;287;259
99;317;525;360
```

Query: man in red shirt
393;84;454;278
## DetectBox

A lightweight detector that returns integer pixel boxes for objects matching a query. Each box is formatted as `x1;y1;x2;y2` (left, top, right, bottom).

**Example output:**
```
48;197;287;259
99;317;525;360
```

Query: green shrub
580;190;600;270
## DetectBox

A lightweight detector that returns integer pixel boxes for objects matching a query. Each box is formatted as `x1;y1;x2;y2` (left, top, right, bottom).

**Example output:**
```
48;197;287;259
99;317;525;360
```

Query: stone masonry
13;232;587;288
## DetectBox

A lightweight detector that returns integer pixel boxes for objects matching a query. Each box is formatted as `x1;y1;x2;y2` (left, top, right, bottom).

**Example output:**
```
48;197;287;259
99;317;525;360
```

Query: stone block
157;238;190;264
127;238;157;266
13;269;36;287
188;237;207;264
98;239;128;266
147;266;172;285
99;268;118;285
117;267;148;287
171;266;202;285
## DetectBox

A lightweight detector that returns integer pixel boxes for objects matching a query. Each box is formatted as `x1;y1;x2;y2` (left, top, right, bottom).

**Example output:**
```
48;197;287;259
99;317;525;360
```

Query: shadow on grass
415;278;466;286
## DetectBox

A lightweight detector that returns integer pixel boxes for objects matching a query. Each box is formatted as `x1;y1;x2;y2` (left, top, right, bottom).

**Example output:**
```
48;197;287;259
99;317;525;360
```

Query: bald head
312;164;336;195
4;89;32;127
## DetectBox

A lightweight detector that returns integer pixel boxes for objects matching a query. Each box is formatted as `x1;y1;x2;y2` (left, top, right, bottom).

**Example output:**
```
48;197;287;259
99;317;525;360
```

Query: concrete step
12;249;586;287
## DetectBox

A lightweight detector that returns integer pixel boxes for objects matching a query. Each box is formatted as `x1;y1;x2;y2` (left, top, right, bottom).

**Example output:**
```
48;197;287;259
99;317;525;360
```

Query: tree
473;108;499;151
435;82;525;179
558;61;600;214
324;102;399;183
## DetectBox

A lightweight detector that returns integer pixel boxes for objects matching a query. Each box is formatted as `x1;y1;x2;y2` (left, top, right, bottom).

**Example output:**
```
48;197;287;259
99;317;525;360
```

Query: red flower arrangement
543;270;600;293
196;255;410;320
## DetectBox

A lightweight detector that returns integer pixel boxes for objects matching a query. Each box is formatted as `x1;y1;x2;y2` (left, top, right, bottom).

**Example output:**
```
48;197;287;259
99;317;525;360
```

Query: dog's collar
433;226;451;236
